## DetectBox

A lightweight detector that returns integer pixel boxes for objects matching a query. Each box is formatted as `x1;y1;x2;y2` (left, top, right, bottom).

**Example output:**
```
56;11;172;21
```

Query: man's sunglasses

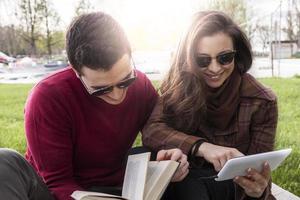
196;50;236;68
79;70;137;96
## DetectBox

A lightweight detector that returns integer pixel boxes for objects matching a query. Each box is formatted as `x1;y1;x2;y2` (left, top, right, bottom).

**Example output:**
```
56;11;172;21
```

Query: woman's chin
205;80;224;88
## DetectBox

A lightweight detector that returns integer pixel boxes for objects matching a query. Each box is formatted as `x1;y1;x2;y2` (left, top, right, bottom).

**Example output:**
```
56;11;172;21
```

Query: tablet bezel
215;148;292;181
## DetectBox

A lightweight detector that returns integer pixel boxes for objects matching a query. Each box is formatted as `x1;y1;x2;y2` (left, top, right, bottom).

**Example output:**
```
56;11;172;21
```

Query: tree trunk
30;24;37;56
45;7;52;57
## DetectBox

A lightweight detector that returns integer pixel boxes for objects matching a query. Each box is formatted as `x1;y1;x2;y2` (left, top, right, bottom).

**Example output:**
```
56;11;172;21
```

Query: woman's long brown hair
160;11;252;133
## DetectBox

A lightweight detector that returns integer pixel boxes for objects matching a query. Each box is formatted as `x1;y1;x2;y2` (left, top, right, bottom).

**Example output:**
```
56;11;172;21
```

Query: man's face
78;54;135;105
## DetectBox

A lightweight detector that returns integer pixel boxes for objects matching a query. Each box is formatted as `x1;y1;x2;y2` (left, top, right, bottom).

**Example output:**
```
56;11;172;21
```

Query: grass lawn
0;78;299;196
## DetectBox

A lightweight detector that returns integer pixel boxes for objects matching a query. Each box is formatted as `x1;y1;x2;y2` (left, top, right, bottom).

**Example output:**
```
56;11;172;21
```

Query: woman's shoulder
240;73;276;101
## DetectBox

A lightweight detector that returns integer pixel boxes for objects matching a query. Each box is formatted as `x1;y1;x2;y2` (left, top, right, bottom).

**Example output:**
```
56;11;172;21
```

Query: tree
40;0;61;57
207;0;257;42
257;25;271;53
283;0;300;50
0;1;27;56
0;25;27;56
244;8;258;43
75;0;94;16
36;31;65;55
208;0;247;26
18;0;44;56
293;0;300;48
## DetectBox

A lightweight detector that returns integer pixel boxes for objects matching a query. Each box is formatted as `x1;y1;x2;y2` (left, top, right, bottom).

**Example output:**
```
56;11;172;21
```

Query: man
0;12;189;200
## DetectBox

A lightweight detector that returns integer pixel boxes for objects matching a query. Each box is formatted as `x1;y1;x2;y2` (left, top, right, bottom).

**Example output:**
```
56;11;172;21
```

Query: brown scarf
204;68;241;130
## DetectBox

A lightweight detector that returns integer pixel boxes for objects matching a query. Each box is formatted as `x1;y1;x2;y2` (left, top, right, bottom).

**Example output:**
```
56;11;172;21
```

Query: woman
142;11;277;200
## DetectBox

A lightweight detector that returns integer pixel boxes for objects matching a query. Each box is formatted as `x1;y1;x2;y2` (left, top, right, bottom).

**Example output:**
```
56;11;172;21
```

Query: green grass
0;78;299;196
0;84;33;153
260;78;300;195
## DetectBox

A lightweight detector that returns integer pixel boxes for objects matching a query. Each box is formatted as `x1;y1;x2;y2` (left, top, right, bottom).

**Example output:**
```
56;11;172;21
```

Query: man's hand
197;142;244;171
156;148;189;182
234;162;271;198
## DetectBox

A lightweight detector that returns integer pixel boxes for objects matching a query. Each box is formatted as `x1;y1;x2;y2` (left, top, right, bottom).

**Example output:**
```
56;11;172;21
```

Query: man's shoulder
135;70;150;82
240;73;276;101
133;70;154;90
126;70;158;103
29;67;76;101
40;67;74;85
35;67;74;91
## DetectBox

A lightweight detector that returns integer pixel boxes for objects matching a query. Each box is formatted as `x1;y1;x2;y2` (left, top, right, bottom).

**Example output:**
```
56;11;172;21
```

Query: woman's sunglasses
196;50;236;68
80;70;137;96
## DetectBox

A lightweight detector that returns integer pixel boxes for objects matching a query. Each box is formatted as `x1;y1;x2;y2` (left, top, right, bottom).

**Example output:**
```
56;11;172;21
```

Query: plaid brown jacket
142;73;278;200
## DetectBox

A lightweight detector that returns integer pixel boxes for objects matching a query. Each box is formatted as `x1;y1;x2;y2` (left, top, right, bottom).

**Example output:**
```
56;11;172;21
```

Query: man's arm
25;83;83;200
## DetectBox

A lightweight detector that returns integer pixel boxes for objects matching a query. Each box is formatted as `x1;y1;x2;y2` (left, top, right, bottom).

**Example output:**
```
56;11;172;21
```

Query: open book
71;152;179;200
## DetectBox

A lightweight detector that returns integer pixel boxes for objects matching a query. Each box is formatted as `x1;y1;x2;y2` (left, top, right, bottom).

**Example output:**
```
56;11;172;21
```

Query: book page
122;152;150;200
71;191;127;200
144;160;179;200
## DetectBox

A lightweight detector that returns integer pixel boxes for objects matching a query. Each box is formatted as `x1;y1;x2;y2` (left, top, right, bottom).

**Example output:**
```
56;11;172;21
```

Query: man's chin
99;95;126;105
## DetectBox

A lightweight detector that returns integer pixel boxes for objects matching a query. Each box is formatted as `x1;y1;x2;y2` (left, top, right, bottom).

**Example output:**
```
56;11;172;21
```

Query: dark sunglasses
80;70;137;96
196;50;236;68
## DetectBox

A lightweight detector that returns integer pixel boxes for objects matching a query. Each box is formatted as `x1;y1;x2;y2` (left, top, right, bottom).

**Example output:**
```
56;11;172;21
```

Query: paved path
249;58;300;78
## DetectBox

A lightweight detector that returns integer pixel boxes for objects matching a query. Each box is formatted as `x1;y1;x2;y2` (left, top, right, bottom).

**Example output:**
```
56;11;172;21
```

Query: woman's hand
156;148;189;182
234;162;271;198
197;142;244;171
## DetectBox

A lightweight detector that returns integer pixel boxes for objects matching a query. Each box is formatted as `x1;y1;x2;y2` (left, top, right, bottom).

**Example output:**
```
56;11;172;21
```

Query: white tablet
215;148;292;181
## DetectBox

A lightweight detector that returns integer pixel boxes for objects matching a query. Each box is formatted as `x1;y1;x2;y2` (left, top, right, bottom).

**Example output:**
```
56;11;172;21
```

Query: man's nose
106;87;124;100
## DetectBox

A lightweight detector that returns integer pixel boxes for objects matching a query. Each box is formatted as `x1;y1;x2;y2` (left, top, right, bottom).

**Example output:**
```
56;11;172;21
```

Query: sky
0;0;287;28
53;0;291;51
53;0;289;29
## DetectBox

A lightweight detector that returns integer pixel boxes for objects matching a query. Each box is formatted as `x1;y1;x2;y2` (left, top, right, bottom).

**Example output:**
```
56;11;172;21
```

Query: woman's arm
142;97;244;171
248;99;278;154
234;98;278;200
142;98;204;155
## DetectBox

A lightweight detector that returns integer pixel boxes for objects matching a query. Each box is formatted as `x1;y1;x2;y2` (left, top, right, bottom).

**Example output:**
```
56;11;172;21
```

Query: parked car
0;51;16;64
44;60;68;68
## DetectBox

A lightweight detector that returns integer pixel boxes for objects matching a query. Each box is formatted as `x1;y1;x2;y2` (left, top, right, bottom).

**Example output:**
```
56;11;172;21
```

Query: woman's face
196;32;235;88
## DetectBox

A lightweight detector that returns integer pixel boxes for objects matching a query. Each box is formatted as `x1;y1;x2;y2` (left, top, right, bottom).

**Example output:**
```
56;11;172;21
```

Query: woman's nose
207;58;222;73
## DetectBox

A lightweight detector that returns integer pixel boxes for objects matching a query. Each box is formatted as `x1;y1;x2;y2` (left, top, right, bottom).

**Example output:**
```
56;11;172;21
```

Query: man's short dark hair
66;12;131;74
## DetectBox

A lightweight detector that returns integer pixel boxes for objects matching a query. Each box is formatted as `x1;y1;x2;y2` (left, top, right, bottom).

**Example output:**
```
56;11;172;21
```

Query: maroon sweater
24;67;158;200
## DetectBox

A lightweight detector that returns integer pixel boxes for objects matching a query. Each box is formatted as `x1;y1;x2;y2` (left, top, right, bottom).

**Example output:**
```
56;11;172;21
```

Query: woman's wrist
196;142;209;157
190;140;207;158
